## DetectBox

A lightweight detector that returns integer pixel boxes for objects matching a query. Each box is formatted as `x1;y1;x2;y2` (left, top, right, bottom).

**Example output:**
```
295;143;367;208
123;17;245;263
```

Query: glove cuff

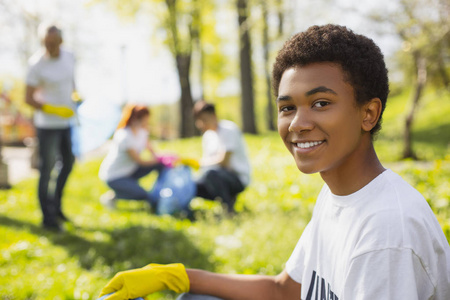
145;263;190;293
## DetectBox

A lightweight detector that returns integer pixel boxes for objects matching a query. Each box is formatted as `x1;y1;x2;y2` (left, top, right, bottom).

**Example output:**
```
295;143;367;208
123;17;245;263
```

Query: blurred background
0;0;449;299
2;0;447;144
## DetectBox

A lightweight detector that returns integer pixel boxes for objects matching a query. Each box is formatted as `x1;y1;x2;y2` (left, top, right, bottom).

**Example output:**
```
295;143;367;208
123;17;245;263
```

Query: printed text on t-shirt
305;270;339;300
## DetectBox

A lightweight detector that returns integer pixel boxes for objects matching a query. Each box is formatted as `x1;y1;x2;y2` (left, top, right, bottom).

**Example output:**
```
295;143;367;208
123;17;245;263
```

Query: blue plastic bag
149;166;196;215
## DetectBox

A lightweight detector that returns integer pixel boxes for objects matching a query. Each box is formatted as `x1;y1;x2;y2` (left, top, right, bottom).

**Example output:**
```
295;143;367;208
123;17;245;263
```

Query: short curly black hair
272;24;389;135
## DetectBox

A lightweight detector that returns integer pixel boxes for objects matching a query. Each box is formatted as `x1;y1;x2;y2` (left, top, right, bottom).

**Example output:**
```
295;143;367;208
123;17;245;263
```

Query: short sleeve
26;65;40;87
115;129;134;152
286;223;312;284
202;130;221;156
221;127;239;153
342;248;434;300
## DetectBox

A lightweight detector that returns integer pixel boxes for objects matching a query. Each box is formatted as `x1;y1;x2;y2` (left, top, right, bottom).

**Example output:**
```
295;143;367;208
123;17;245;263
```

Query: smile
295;140;324;149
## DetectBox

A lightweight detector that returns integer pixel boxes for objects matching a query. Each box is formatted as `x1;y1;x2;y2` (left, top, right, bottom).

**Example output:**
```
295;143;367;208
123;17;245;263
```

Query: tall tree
165;0;196;137
371;0;449;159
398;0;449;159
259;0;286;131
191;0;204;100
261;0;275;131
403;52;427;159
103;0;204;137
237;0;257;134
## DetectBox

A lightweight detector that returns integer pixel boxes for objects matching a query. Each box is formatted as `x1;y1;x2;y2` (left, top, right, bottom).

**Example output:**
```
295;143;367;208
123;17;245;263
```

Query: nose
288;109;314;133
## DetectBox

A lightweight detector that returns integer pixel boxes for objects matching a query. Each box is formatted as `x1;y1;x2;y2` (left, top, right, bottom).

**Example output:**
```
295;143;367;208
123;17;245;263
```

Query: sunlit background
0;1;449;299
1;0;402;106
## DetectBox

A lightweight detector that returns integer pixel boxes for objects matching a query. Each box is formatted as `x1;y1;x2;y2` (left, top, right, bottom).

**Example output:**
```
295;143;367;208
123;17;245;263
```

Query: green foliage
1;85;450;298
375;87;450;161
373;0;450;89
0;134;305;299
1;130;449;299
397;159;450;238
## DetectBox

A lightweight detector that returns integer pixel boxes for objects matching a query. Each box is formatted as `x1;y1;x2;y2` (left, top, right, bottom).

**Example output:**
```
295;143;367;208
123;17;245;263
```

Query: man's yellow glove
71;91;83;103
42;104;74;118
99;263;190;300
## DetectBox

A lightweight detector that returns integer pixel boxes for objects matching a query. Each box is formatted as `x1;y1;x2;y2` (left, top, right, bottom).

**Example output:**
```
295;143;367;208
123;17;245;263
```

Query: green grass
1;88;449;300
375;87;450;161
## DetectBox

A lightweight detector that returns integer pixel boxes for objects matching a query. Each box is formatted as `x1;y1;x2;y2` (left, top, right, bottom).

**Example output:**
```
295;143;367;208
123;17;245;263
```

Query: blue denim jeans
177;293;223;300
37;127;75;226
106;163;165;203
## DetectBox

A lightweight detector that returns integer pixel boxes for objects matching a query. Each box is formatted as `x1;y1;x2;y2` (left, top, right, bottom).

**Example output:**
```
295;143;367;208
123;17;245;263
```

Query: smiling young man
98;25;450;300
271;24;450;299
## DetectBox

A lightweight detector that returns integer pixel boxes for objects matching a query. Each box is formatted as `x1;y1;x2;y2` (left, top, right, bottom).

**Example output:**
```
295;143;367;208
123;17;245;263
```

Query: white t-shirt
99;128;148;182
202;120;251;186
286;169;450;300
26;48;76;129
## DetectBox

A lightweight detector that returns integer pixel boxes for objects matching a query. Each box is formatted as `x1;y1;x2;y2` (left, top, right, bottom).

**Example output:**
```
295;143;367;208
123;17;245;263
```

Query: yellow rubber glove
71;91;82;103
42;104;74;118
99;263;190;300
179;158;200;170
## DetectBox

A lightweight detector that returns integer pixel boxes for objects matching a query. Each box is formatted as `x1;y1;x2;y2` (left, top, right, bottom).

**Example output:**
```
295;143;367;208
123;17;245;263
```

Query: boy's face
277;62;368;175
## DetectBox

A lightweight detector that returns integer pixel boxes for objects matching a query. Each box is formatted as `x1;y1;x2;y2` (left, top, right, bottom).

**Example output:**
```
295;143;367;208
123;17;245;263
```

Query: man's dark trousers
37;127;74;227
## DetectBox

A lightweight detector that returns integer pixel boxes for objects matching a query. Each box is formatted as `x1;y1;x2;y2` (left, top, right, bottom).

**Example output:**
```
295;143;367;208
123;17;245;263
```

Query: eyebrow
277;86;338;102
305;86;337;96
276;95;291;102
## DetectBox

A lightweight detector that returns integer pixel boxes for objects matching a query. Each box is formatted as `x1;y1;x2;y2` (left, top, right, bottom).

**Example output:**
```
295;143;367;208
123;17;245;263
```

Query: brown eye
313;101;329;108
279;105;294;113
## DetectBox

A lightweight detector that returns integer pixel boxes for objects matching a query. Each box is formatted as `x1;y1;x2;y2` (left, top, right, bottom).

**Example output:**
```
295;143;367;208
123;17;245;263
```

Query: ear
361;98;382;132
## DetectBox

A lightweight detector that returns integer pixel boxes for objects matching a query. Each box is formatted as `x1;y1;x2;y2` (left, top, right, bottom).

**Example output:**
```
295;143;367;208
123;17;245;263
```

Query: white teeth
296;141;323;149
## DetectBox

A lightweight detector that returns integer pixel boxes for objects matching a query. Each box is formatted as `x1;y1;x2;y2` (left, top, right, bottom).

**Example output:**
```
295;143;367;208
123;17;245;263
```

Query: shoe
100;190;117;209
223;195;237;215
228;195;237;212
42;222;63;233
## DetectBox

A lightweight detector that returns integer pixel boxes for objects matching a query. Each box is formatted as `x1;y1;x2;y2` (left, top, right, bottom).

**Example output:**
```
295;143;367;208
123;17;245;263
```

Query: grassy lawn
1;88;449;299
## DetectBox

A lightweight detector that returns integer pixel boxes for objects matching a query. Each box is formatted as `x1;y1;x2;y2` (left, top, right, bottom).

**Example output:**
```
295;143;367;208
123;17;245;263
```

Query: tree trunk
262;1;275;131
277;1;284;37
237;0;257;134
165;0;196;138
403;53;427;159
176;53;196;138
191;0;204;100
437;49;449;89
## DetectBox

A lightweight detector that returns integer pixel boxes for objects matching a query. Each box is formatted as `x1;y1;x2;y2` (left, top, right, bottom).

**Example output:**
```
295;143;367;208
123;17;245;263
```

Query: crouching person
99;104;164;209
193;100;251;213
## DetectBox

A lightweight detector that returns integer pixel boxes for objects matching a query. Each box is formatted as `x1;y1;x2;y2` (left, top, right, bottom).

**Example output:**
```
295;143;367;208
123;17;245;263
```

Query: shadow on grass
413;123;450;151
0;215;215;274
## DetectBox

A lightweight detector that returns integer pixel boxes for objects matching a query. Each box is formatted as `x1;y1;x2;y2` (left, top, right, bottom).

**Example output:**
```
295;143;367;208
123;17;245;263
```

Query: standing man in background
25;24;77;232
192;100;251;214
